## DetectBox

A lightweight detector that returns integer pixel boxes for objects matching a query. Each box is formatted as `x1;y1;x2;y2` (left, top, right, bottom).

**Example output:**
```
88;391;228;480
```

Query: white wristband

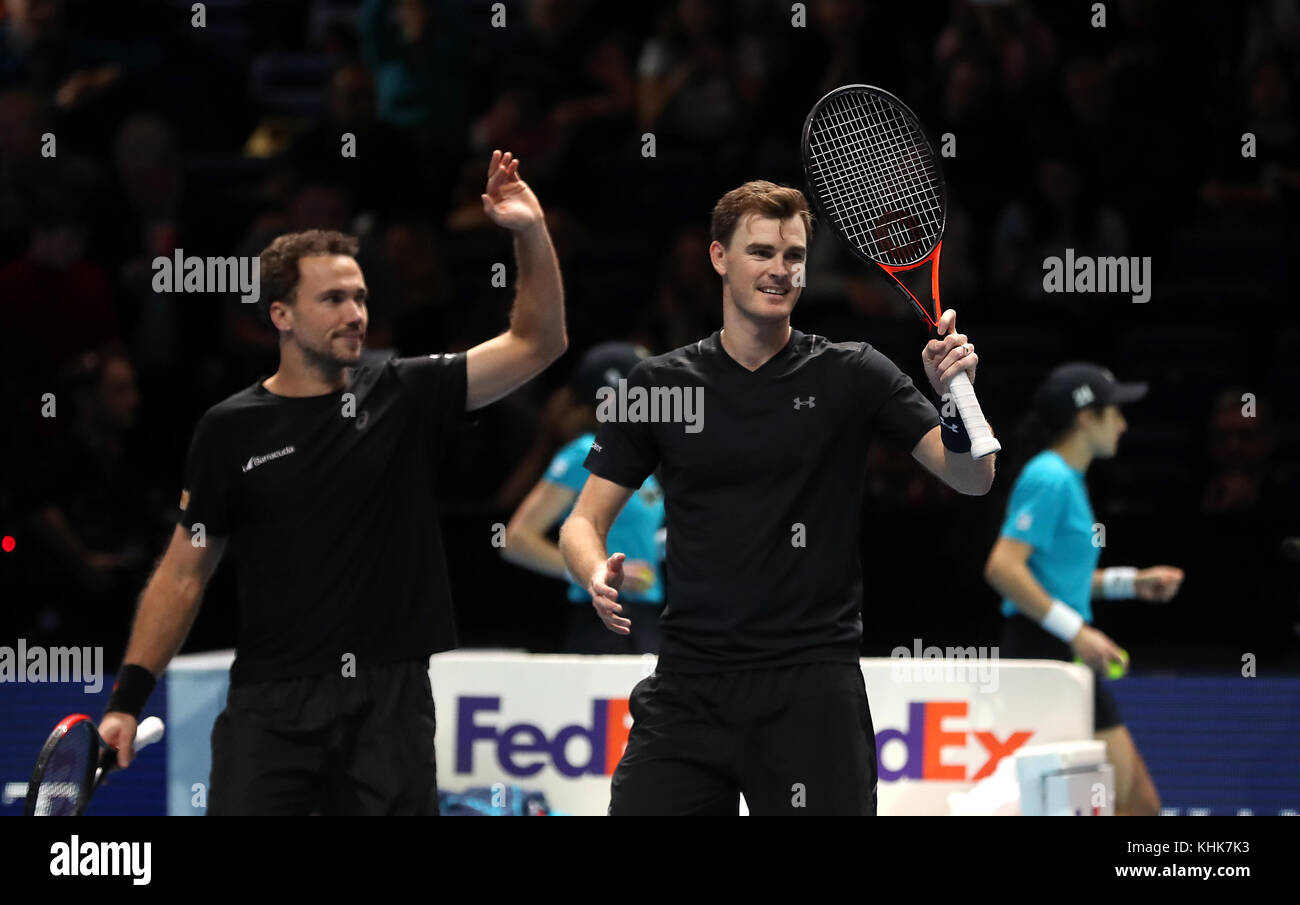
1041;600;1085;643
1101;567;1138;600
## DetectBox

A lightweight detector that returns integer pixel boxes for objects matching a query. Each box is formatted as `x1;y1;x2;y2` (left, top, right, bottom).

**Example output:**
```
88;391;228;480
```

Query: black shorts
610;662;877;816
999;613;1123;732
208;658;438;815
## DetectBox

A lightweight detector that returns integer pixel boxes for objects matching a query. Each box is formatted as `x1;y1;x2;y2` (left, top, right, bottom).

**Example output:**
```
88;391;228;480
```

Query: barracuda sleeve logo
240;445;296;473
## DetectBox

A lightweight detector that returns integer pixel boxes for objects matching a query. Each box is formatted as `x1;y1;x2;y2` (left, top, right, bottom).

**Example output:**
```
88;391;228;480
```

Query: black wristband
105;663;157;720
938;412;972;454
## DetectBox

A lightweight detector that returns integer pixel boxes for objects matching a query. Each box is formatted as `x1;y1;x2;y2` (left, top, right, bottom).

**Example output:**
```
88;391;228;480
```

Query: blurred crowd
0;0;1297;665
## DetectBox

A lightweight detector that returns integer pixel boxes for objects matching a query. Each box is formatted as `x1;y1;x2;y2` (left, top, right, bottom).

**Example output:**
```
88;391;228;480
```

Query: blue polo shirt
998;450;1100;623
546;432;665;604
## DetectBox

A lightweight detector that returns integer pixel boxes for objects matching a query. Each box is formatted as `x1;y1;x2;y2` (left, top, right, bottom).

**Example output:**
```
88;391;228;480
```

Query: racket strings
813;94;940;243
33;742;90;815
29;722;94;816
821;99;929;229
815;98;939;255
807;91;944;265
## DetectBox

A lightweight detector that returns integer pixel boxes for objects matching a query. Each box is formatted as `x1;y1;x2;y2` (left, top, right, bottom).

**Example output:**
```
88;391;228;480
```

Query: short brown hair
257;229;360;326
710;181;814;249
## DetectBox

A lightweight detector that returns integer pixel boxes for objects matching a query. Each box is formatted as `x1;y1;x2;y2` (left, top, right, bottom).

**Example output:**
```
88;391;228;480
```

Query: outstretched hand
589;552;632;635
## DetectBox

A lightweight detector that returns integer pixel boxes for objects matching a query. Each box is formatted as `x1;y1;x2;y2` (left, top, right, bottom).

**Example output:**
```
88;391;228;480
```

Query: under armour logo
793;397;816;410
1072;385;1095;407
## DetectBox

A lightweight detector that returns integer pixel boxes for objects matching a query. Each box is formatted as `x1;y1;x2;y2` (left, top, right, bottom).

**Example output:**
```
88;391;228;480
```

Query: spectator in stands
633;225;719;353
990;151;1130;307
358;0;468;158
636;0;762;146
109;114;206;374
1201;389;1281;513
375;215;452;354
0;0;121;102
286;62;427;218
515;0;636;143
16;348;167;667
1199;56;1300;219
934;0;1057;102
0;187;117;435
1057;57;1134;215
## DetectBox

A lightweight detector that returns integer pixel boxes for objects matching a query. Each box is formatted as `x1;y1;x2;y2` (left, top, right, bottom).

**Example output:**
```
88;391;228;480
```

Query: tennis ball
623;561;655;588
1074;648;1129;679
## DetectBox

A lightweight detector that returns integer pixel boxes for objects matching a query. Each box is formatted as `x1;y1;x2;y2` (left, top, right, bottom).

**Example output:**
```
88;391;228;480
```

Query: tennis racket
801;84;1000;458
23;714;165;816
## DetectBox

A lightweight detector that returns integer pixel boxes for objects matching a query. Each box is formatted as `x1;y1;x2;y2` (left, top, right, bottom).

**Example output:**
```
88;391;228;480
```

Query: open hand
481;150;543;231
589;552;632;635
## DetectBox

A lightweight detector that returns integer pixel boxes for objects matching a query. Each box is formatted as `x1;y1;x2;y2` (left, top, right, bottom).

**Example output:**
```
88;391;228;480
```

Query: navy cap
1033;362;1147;425
570;342;650;401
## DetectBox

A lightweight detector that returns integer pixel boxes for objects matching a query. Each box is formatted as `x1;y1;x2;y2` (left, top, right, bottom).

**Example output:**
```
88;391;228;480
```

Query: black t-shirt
584;329;939;672
179;351;471;686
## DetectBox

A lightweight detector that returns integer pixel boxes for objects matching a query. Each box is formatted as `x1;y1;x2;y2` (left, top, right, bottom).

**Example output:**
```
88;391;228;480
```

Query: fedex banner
431;652;1092;816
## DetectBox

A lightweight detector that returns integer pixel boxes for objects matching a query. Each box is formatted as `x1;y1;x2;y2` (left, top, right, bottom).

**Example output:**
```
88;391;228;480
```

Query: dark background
1;0;1297;673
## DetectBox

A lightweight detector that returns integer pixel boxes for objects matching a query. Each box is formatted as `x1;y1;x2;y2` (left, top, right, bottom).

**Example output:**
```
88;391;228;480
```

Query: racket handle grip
134;716;165;751
947;371;1000;459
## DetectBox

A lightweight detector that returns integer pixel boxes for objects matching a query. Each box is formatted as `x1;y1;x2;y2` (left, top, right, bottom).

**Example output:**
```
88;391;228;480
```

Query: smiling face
270;254;368;370
710;213;807;325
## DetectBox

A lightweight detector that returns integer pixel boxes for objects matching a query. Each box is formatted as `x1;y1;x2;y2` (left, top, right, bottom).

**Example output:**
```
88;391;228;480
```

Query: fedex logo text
456;696;630;778
876;701;1033;781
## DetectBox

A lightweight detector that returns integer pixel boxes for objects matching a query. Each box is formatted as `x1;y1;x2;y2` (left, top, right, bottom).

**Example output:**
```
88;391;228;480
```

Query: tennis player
983;362;1184;816
502;342;666;654
98;150;567;815
558;181;994;815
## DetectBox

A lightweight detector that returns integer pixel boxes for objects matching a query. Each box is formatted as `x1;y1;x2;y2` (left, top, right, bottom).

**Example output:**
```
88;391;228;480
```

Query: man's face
710;214;806;323
274;254;368;369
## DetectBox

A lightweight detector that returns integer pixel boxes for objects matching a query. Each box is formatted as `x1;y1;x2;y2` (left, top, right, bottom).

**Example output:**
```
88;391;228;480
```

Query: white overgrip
947;370;1000;458
134;716;166;750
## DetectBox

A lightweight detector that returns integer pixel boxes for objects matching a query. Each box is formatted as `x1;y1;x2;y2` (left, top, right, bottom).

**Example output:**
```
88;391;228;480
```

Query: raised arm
913;308;995;495
465;150;568;411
